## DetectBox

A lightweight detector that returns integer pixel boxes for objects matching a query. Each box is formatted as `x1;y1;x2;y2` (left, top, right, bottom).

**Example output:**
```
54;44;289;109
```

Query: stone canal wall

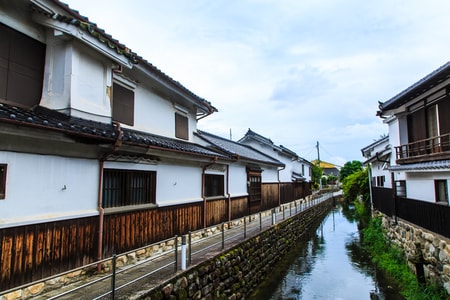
378;213;450;295
141;198;333;300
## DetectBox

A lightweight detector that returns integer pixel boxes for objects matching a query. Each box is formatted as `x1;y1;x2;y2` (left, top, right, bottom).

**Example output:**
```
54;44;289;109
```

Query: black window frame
395;180;406;198
204;173;224;198
175;113;189;140
112;82;135;126
435;180;449;203
0;164;6;200
0;23;46;108
102;169;156;208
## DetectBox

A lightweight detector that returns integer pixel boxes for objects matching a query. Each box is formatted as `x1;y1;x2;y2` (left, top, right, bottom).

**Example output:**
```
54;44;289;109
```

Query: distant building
311;160;340;177
361;136;392;189
238;129;312;182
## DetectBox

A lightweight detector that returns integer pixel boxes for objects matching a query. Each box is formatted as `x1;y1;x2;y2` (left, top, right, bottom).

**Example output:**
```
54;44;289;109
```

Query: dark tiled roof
122;129;229;159
41;1;217;115
379;61;450;112
196;130;284;167
0;103;226;159
389;160;450;171
239;128;301;159
238;128;275;147
0;103;117;140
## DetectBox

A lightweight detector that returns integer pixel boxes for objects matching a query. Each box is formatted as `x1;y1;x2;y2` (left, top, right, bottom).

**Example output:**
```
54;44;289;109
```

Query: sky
63;0;450;167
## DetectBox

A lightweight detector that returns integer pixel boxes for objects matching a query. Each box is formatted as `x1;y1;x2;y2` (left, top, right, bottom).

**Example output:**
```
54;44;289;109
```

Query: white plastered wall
0;151;99;228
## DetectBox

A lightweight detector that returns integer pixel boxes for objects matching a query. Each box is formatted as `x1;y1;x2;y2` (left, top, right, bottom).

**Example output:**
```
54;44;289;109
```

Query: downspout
277;165;285;207
226;164;231;222
97;160;105;271
97;122;123;268
201;158;218;228
367;163;373;212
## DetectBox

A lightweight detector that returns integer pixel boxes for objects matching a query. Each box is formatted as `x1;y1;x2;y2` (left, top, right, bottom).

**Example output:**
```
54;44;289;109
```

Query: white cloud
64;0;450;165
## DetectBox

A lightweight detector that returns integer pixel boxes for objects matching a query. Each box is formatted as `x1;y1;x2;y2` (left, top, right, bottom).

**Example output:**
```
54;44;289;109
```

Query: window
435;180;448;203
395;180;406;198
102;169;156;208
376;176;385;187
112;82;134;126
0;164;6;199
247;171;262;203
0;23;45;107
204;174;224;197
175;113;189;140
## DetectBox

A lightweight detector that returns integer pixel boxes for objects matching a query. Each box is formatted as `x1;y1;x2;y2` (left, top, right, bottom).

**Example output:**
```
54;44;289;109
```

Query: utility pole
316;141;322;190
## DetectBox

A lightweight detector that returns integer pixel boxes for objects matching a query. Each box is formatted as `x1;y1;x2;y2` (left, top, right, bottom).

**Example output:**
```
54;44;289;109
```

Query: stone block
26;282;45;296
2;289;22;300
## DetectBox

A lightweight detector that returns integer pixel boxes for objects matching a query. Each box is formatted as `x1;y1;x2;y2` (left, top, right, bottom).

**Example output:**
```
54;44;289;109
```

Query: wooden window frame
395;180;406;198
112;82;134;126
204;174;224;197
0;164;6;200
435;180;449;204
175;113;189;140
0;23;46;108
102;169;156;208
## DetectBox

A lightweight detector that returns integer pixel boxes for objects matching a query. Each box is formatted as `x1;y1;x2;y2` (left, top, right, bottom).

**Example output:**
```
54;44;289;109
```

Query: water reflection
250;205;404;300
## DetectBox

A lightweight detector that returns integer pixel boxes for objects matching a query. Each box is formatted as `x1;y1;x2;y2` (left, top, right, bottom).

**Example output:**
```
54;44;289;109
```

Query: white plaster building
361;136;392;189
238;129;312;183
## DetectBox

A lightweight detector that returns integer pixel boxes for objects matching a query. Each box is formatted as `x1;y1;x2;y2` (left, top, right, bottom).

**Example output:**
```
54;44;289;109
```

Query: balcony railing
395;133;450;164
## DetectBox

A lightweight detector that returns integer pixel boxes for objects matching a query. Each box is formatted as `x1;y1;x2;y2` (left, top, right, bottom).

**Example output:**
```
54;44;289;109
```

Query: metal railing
0;191;339;300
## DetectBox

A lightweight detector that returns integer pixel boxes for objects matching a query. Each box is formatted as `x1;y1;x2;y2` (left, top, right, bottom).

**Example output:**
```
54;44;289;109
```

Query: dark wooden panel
0;217;98;291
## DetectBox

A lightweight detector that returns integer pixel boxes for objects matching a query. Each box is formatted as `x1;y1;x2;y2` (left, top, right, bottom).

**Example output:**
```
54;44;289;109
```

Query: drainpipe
201;158;218;228
97;122;123;269
277;165;285;207
97;160;105;271
367;163;373;212
226;164;231;222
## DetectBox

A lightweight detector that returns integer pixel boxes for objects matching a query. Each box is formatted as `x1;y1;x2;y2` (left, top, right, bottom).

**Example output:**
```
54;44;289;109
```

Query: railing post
111;254;116;300
259;212;262;231
181;235;187;270
188;231;192;266
174;235;178;272
244;216;247;239
222;223;225;250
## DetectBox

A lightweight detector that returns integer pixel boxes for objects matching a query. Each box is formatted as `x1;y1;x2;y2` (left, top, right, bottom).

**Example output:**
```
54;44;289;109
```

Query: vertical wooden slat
1;234;13;290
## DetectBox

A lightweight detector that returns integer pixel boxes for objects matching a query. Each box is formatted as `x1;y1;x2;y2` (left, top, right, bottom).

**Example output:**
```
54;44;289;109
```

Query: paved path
15;193;338;300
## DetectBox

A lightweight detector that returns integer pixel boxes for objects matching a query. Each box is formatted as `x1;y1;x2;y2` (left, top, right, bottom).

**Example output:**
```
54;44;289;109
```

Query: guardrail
0;190;340;300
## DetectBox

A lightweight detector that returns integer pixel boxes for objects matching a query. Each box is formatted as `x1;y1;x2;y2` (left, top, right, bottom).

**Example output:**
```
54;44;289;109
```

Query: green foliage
311;164;323;189
327;174;338;184
340;160;363;181
363;217;447;300
342;168;370;203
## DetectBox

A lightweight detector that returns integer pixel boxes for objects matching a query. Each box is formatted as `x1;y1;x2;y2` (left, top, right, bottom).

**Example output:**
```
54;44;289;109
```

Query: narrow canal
250;204;404;300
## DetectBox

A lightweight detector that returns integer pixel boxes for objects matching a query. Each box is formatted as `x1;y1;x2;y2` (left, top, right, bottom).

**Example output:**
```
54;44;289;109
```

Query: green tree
339;160;362;181
342;168;369;203
311;164;323;190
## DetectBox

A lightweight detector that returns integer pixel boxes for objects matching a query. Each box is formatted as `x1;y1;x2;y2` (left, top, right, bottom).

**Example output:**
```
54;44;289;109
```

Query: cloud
64;0;450;165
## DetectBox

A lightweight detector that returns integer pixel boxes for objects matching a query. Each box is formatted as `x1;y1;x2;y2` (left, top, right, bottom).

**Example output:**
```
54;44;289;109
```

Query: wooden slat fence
0;217;98;291
372;186;450;238
1;181;313;291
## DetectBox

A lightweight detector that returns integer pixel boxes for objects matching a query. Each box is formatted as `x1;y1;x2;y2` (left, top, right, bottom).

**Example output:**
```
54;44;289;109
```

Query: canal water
250;204;404;300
